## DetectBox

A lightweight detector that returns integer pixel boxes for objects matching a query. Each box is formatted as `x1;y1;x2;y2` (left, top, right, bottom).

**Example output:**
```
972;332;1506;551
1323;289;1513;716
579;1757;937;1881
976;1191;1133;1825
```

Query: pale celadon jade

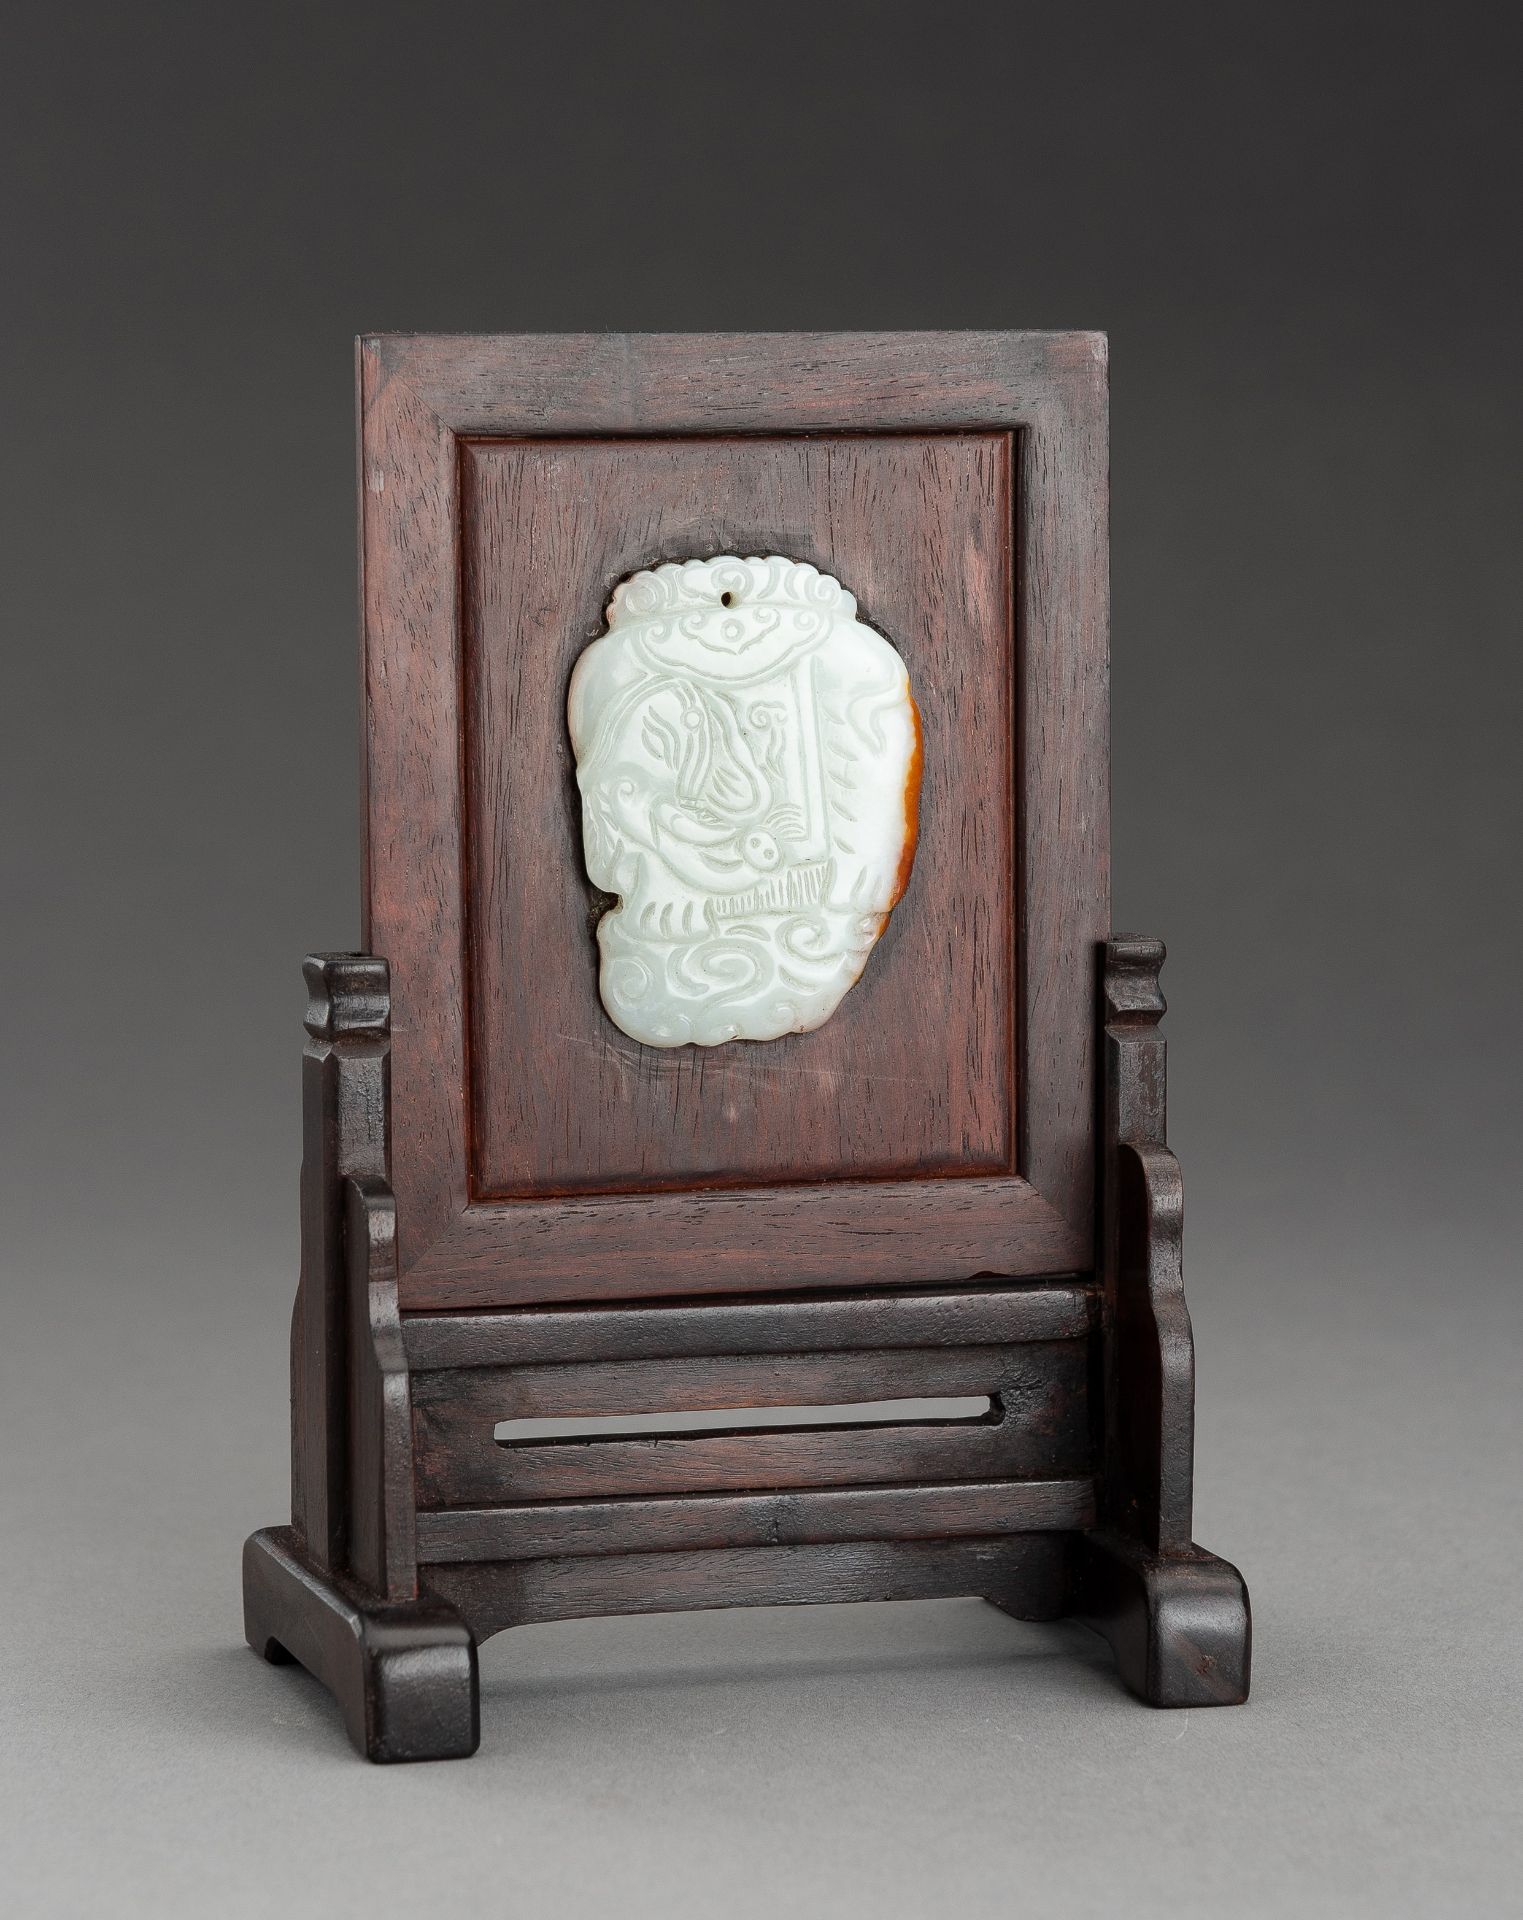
567;554;921;1047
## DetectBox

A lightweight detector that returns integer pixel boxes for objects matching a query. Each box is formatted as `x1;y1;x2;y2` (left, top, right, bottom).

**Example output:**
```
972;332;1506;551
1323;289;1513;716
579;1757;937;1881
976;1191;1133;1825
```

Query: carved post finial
1103;936;1166;1027
303;954;391;1041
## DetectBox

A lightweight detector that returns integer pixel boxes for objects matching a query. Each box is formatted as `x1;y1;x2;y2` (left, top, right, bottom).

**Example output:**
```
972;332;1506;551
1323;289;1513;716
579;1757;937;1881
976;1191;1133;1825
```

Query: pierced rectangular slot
495;1395;997;1447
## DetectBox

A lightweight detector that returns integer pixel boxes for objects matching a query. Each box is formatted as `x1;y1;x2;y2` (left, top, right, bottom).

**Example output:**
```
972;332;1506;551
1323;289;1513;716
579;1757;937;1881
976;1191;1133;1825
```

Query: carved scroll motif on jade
567;554;922;1047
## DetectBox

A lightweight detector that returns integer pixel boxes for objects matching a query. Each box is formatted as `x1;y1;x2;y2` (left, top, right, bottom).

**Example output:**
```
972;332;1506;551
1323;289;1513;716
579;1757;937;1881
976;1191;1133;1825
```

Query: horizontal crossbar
416;1477;1095;1562
403;1281;1096;1370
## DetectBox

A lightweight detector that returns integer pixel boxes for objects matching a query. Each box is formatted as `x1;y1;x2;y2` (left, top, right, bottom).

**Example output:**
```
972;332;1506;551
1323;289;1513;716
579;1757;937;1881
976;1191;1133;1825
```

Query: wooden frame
358;333;1108;1308
243;334;1250;1761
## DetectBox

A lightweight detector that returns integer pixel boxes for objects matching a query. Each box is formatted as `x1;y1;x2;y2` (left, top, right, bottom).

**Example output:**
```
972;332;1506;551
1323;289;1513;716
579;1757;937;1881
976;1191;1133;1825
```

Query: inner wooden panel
461;433;1016;1199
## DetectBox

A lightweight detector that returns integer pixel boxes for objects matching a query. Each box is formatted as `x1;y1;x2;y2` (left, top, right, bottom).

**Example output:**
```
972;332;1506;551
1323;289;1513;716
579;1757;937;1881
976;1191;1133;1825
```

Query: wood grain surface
246;339;1258;1761
289;956;391;1576
412;1338;1090;1506
416;1480;1096;1563
359;331;1108;1310
461;433;1014;1198
400;1280;1096;1369
422;1535;1070;1640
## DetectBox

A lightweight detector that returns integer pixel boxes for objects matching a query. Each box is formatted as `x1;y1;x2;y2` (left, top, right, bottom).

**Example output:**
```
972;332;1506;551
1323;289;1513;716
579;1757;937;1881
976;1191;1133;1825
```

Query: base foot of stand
1069;1527;1251;1707
243;1527;479;1762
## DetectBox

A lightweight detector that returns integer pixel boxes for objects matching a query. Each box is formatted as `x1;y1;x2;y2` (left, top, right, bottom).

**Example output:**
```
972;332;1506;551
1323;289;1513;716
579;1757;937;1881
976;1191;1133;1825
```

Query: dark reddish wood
402;1179;1084;1308
1070;1529;1251;1708
412;1339;1088;1505
425;1535;1070;1642
1097;937;1195;1549
245;335;1251;1761
359;331;1108;1310
343;1175;417;1597
417;1480;1096;1563
1114;1145;1194;1553
429;1424;1075;1506
420;1398;1086;1509
463;433;1014;1200
415;1340;1080;1421
1014;935;1248;1706
289;955;391;1572
244;1528;476;1763
402;1280;1096;1369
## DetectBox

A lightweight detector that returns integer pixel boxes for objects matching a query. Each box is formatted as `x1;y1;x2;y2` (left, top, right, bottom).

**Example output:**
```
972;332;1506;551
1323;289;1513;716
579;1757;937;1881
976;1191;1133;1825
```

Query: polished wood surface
462;433;1015;1200
243;336;1250;1762
250;939;1251;1760
415;1480;1096;1564
401;1281;1096;1369
359;331;1109;1310
289;955;391;1578
244;1528;477;1764
424;1536;1071;1643
412;1333;1089;1502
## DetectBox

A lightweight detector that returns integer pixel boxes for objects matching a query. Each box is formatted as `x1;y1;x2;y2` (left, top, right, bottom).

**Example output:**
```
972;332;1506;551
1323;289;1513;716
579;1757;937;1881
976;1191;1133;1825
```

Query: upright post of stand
243;956;479;1762
290;954;390;1573
1070;936;1251;1706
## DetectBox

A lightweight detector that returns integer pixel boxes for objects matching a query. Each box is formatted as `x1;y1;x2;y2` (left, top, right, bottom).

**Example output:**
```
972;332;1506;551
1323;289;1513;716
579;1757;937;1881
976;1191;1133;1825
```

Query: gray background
4;4;1519;1915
